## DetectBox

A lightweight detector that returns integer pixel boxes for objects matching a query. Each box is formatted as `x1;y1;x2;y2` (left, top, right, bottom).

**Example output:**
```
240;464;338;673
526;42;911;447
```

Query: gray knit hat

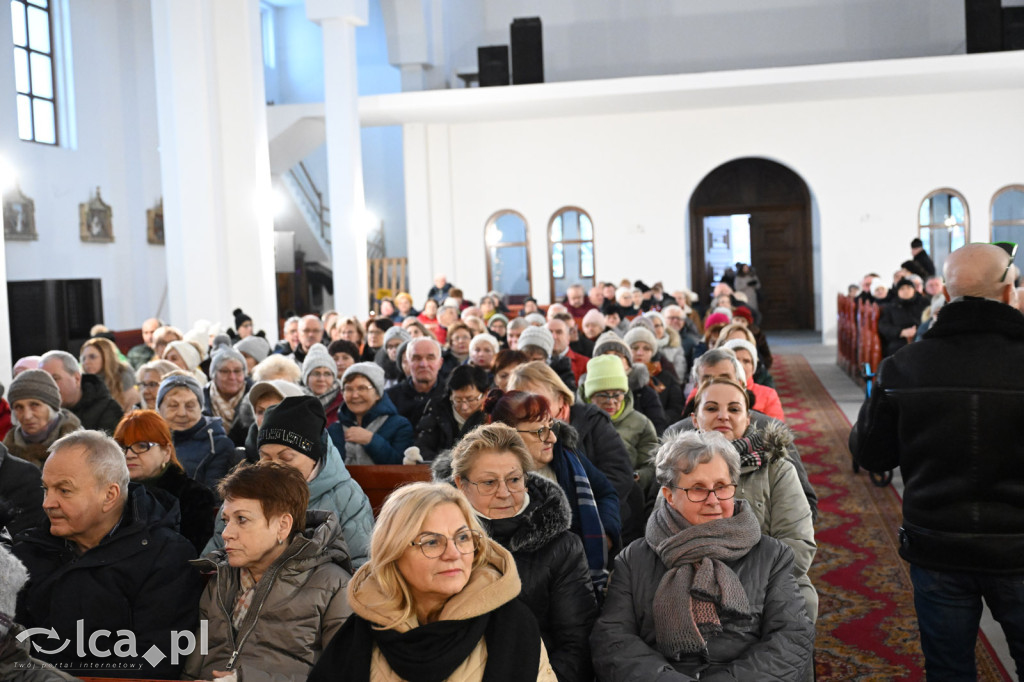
210;344;248;376
592;331;631;359
470;333;500;353
301;343;336;385
235;336;271;364
524;313;547;326
166;340;202;371
157;373;204;408
624;326;658;352
7;369;61;411
517;326;554;358
342;362;385;397
383;326;411;347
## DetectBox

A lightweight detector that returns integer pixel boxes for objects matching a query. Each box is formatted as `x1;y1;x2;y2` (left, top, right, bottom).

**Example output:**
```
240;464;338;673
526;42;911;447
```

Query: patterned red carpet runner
772;354;1012;681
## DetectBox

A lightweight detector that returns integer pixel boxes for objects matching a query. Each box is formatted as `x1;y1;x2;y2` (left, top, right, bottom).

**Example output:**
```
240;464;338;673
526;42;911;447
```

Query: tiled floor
769;332;1017;679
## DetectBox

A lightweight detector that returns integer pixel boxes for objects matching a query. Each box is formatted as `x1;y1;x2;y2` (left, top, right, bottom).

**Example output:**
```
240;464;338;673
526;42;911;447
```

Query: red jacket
566;348;589;382
0;398;11;441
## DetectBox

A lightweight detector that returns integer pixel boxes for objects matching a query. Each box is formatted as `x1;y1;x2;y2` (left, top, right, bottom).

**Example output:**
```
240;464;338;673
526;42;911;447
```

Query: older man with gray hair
11;431;201;678
39;350;123;434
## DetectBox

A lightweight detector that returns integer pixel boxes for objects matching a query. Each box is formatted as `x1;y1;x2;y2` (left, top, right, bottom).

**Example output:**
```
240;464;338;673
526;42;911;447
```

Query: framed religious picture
80;187;113;243
3;185;37;241
147;199;164;245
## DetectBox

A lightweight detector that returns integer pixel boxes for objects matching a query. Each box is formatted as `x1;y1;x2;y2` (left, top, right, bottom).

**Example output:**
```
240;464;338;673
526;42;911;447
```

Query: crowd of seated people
0;273;819;681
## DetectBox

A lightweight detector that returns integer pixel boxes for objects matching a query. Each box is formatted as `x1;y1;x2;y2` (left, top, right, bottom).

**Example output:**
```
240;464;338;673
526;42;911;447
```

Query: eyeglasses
217;368;245;376
309;370;336;381
994;242;1018;283
343;383;376;395
451;394;483;406
122;441;161;455
667;483;738;503
139;381;160;390
410;529;481;558
516;421;555;441
592;390;626;403
463;474;526;496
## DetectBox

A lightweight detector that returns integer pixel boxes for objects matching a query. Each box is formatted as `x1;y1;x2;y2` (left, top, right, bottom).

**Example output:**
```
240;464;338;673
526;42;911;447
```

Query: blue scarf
551;443;608;594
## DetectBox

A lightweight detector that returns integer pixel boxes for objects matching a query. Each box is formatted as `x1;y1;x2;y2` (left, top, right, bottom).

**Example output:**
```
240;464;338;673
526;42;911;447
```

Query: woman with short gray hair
591;429;814;681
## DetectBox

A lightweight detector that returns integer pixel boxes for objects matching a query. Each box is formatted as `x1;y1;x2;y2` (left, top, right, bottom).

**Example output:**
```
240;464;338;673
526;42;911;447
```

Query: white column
0;179;12;389
150;0;278;339
308;0;369;317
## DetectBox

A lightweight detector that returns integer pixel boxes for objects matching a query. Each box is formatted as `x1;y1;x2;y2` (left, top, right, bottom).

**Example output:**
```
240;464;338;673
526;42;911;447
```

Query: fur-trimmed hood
742;419;795;467
432;452;574;554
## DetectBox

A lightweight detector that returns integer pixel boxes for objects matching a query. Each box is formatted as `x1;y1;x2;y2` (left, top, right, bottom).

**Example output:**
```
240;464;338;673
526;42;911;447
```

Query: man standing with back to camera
850;242;1024;681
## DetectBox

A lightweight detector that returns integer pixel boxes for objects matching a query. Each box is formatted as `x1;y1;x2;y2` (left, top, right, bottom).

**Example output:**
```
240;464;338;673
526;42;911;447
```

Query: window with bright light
485;211;532;303
11;0;58;145
992;185;1024;272
918;189;968;278
548;207;595;301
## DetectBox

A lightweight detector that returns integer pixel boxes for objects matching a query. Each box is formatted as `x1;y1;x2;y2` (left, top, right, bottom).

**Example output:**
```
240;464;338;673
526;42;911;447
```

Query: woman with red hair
113;409;217;553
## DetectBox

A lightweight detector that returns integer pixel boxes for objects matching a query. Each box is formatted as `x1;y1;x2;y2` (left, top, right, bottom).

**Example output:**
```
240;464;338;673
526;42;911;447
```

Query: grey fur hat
210;344;248;376
235;336;271;364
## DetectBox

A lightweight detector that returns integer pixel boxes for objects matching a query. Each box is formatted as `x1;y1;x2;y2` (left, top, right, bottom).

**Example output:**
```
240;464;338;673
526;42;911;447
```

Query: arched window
485;210;532;303
548;207;595;301
992;185;1024;272
918;189;968;277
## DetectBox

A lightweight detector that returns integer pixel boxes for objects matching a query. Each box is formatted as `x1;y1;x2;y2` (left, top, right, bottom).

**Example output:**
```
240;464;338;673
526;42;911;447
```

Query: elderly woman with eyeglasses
413;365;490;462
113;409;216;554
308;481;556;682
485;390;620;596
202;344;254;447
328;362;414;464
301;343;344;426
591;430;814;681
429;423;598;682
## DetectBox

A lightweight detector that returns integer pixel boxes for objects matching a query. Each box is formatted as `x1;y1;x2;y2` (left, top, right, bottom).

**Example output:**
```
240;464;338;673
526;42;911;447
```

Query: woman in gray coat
184;462;352;681
591;431;813;681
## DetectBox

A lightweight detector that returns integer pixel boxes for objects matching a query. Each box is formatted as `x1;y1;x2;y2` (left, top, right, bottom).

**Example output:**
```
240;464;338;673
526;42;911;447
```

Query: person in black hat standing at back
910;237;936;277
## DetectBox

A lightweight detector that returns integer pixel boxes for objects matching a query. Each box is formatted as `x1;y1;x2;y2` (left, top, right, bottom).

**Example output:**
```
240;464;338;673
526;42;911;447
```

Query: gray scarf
645;497;761;657
344;414;389;465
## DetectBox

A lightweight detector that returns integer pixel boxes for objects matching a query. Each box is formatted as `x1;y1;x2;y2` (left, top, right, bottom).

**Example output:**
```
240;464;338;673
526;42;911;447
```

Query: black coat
482;476;598;682
385;377;445;431
12;484;202;678
142;465;218;555
68;373;123;434
914;249;936;277
413;396;486;461
851;297;1024;574
550;355;577;391
878;296;928;357
0;444;45;537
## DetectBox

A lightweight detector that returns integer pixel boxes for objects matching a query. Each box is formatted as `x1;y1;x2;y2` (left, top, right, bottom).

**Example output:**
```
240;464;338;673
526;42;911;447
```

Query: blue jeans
910;564;1024;681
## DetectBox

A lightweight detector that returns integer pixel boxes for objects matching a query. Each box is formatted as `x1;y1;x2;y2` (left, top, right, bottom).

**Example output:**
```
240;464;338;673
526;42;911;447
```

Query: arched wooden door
689;158;813;330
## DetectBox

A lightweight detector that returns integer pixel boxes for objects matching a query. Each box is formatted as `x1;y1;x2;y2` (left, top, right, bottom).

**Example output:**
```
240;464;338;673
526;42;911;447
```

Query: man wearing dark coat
12;431;201;679
850;243;1024;680
911;237;936;277
40;350;123;434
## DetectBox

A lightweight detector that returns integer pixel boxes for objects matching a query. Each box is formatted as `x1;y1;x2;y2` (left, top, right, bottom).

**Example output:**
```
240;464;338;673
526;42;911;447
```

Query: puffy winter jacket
577;385;658;494
0;445;46;537
479;475;598;682
591;517;814;681
205;436;374;568
172;415;237;489
185;511;353;681
328;393;415;465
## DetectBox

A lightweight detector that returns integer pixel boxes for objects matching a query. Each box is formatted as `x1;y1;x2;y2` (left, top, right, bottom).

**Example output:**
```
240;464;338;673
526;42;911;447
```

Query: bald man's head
943;243;1016;303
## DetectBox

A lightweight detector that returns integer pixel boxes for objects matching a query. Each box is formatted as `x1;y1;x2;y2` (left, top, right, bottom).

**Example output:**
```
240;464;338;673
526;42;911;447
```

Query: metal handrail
288;161;331;244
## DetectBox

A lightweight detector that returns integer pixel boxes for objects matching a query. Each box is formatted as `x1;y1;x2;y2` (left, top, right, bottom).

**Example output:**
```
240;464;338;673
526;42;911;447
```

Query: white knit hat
165;340;202;371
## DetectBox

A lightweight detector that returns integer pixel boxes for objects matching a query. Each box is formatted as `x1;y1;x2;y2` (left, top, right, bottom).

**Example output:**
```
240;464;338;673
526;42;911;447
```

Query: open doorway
690;158;814;330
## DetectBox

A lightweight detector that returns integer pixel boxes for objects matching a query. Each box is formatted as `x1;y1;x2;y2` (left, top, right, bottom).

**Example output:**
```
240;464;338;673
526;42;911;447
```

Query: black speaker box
8;278;103;359
511;17;543;84
477;45;510;87
1005;7;1024;51
965;0;1002;53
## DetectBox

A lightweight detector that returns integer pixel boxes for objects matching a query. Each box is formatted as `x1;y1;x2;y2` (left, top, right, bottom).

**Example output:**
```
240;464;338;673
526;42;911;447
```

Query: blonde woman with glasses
308;481;556;682
432;423;598;682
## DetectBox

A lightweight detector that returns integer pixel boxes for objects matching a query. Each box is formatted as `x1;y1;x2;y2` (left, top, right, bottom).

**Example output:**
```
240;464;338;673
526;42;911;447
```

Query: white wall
399;71;1024;340
442;0;966;85
1;0;165;331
